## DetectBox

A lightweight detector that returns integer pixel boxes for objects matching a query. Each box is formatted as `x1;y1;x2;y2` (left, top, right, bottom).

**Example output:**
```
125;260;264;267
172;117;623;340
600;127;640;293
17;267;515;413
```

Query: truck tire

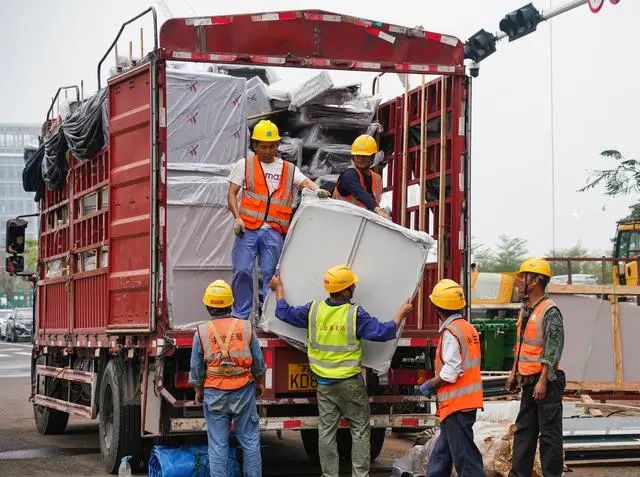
99;360;143;474
301;427;386;462
32;356;69;435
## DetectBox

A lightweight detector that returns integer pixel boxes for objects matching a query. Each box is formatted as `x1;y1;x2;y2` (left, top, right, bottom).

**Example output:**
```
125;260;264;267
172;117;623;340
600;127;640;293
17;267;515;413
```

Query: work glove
419;380;436;398
316;189;331;199
233;217;245;236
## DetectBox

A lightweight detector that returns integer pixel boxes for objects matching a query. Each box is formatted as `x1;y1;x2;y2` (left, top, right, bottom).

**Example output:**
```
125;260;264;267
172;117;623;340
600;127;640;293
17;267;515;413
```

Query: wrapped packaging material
288;71;334;111
218;64;279;85
23;144;45;201
62;88;107;161
300;95;381;127
42;129;68;190
260;191;434;375
166;69;247;167
148;444;241;477
246;77;273;127
278;137;303;167
314;174;339;195
302;145;353;178
307;84;361;105
166;171;236;329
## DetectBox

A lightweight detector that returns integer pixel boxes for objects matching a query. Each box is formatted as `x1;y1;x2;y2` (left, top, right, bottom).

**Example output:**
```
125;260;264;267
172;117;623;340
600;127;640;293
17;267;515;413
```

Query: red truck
8;8;470;473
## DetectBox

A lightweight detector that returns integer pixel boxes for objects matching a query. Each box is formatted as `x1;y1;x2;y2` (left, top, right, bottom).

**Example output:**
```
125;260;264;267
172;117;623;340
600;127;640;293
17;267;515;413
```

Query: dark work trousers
427;410;486;477
510;370;566;477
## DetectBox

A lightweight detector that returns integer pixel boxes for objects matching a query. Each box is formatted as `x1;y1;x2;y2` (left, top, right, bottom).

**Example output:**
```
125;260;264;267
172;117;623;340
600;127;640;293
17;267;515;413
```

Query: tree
547;243;611;284
580;150;640;220
490;235;529;272
470;237;495;270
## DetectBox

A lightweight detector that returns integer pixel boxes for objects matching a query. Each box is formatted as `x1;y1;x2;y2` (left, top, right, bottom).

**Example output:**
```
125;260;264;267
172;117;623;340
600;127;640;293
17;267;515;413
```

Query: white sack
260;191;434;375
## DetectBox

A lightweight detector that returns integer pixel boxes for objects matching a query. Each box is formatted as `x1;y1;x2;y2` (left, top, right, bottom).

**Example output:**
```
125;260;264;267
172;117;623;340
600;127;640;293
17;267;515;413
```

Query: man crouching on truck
190;280;266;477
419;279;485;477
227;120;331;321
269;265;413;477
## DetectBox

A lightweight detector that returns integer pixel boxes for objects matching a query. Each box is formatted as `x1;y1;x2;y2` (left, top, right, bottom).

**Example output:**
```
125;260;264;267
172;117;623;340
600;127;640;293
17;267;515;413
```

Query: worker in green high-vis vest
270;265;412;477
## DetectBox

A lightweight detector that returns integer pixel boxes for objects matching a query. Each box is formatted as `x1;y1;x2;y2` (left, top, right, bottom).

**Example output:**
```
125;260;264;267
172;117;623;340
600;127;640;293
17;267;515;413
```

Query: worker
419;279;485;477
332;134;390;219
189;280;266;477
227;120;331;320
269;266;413;477
507;258;565;477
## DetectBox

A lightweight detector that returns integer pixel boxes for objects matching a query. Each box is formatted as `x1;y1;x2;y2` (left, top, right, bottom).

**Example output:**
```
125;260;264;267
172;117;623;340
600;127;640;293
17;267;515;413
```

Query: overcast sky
0;0;637;255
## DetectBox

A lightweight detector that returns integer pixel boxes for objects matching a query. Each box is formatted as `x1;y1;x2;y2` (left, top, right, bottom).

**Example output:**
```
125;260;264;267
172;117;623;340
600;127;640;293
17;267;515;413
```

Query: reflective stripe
280;161;294;202
518;355;543;363
437;381;483;401
198;323;213;360
243;190;268;201
245;157;254;191
463;357;482;370
205;351;253;363
239;206;262;218
309;302;359;352
518;337;544;347
308;356;361;369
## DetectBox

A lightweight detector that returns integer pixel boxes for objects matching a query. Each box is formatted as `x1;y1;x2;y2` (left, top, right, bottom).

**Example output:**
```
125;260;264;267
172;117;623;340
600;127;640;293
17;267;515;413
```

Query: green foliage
471;235;528;273
547;243;612;284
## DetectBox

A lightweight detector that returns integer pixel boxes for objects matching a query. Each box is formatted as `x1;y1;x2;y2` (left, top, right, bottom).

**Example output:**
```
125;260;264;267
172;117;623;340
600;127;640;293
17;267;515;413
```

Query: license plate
288;363;317;391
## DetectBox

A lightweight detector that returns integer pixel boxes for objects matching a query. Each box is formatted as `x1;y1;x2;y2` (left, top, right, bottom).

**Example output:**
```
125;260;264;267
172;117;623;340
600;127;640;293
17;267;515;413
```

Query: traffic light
499;3;543;42
464;29;497;63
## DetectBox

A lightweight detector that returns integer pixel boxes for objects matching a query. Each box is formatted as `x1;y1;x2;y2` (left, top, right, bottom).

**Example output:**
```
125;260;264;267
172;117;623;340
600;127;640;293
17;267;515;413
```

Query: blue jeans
232;227;284;319
427;410;485;477
204;382;262;477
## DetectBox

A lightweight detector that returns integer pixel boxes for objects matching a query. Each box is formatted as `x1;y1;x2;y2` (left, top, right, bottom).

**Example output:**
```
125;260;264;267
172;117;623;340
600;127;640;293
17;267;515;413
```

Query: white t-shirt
228;157;308;192
228;157;309;229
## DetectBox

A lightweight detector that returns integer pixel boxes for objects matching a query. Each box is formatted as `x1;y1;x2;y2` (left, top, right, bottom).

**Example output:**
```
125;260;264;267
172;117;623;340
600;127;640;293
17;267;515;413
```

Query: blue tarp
148;445;240;477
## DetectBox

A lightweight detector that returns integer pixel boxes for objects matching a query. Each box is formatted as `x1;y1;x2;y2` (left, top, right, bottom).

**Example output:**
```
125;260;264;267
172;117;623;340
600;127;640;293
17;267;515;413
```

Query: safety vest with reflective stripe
239;156;296;234
197;317;253;390
515;297;559;376
435;318;484;422
306;301;362;379
333;168;383;208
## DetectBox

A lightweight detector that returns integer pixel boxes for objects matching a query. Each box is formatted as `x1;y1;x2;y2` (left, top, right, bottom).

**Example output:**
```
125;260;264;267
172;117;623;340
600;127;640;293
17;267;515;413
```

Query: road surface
0;339;637;476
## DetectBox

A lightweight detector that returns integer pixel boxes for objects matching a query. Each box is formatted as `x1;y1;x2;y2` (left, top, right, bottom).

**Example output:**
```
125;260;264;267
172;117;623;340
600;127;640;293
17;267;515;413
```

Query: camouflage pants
317;375;370;477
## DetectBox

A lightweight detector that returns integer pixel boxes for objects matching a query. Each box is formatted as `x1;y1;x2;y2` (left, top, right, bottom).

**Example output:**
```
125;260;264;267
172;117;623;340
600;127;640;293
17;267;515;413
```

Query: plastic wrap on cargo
166;170;236;329
218;64;279;85
302;145;353;178
307;84;360;105
148;444;240;477
167;162;234;177
61;88;107;161
278;137;303;167
300;95;381;127
246;77;272;126
288;71;334;111
23;143;45;201
42;129;68;190
260;191;434;375
166;69;247;167
314;174;339;195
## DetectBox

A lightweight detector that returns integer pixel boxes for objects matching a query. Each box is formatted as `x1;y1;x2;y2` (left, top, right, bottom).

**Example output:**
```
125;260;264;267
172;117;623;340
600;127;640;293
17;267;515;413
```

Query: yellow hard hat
518;257;551;278
429;279;466;310
324;265;359;293
251;120;281;142
351;134;378;156
202;280;234;308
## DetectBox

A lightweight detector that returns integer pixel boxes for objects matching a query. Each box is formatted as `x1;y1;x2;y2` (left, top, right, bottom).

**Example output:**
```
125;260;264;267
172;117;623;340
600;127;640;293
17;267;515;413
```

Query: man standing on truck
332;134;390;220
269;265;413;477
507;258;565;477
189;280;266;477
227;119;331;320
419;279;485;477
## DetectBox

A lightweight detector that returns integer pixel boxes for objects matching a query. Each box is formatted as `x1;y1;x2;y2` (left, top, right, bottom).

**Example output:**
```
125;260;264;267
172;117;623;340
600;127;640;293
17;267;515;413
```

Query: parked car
5;307;33;342
0;309;12;339
550;274;599;285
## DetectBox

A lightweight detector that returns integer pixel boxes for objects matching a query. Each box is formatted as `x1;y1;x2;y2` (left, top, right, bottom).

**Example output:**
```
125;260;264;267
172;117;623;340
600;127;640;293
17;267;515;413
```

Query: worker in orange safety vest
189;280;266;477
332;134;390;219
419;279;485;477
508;258;565;477
227;120;331;320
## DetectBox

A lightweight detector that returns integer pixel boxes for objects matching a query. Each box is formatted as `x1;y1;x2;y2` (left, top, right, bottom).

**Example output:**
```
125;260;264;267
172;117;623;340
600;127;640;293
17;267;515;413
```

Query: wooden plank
579;395;603;417
610;296;624;384
566;380;640;392
578;402;640;414
548;284;640;295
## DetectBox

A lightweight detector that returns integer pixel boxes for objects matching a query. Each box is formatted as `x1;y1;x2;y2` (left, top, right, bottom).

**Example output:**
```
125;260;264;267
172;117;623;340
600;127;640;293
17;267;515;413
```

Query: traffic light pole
494;0;588;41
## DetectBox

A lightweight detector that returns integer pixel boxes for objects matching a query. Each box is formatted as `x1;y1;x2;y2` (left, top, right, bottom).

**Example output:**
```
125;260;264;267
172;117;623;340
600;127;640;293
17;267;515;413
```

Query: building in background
0;123;40;245
0;124;40;308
